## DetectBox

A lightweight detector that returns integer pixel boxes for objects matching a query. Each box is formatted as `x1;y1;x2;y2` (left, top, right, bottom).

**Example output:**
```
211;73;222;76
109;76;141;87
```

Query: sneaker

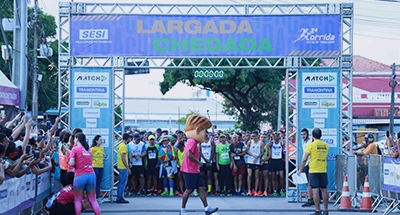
263;191;268;197
193;190;199;196
214;191;219;196
257;191;263;196
220;191;225;197
241;191;246;196
247;190;252;196
169;191;174;196
272;192;279;197
251;190;257;196
280;190;286;197
152;191;158;196
205;206;219;215
254;191;259;197
176;191;181;196
179;209;188;215
302;199;315;207
178;192;184;197
116;198;129;204
321;211;329;215
227;192;233;197
96;198;104;204
161;191;169;196
310;211;321;215
235;191;241;196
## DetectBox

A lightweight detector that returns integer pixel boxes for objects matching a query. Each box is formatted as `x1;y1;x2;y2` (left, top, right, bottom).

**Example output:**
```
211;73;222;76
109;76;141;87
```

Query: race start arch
58;2;354;201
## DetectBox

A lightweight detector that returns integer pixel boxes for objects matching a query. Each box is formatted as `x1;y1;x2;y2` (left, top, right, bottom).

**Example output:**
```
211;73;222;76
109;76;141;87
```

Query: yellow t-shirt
118;143;128;169
305;139;329;173
91;146;105;168
177;150;184;168
363;143;378;155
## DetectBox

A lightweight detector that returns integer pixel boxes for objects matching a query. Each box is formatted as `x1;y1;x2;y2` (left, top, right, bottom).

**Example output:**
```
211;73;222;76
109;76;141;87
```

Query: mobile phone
397;132;400;140
33;149;40;159
0;110;4;118
25;145;31;154
386;130;390;138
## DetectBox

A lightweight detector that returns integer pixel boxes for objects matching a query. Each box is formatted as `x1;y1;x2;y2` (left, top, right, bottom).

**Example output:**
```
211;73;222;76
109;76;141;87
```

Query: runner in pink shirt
69;132;100;215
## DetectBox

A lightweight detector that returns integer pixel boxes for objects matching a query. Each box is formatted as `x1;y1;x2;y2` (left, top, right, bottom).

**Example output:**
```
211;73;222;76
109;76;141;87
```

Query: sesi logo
79;29;108;40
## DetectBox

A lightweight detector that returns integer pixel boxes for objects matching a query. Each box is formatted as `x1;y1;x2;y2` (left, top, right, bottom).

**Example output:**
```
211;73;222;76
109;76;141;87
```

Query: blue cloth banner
70;14;340;57
383;157;400;193
297;68;341;191
70;67;114;191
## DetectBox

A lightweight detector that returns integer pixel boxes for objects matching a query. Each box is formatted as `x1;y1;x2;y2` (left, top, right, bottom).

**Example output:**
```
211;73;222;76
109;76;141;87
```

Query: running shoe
263;191;268;197
302;199;315;207
193;190;199;196
257;191;263;196
161;191;169;196
251;190;257;196
272;192;279;197
179;209;188;215
169;191;174;196
247;190;252;196
205;206;219;215
321;211;329;215
280;190;286;197
310;211;321;215
254;191;259;197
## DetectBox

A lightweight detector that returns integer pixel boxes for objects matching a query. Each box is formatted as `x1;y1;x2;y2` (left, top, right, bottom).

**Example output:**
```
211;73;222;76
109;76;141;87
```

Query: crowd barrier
381;157;400;215
0;172;52;215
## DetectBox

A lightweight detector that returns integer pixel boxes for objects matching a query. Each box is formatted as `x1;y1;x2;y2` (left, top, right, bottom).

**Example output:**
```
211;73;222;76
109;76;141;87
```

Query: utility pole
390;63;397;137
277;86;284;130
32;0;39;126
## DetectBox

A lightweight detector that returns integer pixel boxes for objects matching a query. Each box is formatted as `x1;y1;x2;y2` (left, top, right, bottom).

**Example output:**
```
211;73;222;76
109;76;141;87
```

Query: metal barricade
336;155;347;193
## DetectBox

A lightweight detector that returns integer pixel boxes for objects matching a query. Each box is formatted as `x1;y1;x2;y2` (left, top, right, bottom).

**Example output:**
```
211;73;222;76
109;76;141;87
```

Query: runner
176;141;185;196
298;128;329;215
229;134;246;196
269;132;286;197
158;136;176;197
180;115;218;215
215;133;232;196
245;131;264;196
260;133;271;196
300;128;314;207
128;133;147;196
145;135;159;196
200;131;215;195
116;133;131;204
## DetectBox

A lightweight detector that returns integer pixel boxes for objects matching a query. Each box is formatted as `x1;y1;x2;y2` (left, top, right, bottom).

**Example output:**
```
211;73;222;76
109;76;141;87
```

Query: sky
34;0;400;99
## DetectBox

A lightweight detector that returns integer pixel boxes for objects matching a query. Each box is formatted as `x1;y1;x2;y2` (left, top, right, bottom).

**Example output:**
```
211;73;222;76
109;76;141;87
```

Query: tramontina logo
76;75;107;82
293;28;335;44
304;75;335;82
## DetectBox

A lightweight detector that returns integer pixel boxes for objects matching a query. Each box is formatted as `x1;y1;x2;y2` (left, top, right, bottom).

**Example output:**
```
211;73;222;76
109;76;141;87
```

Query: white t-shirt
247;140;262;165
129;141;146;166
271;141;283;160
200;140;213;163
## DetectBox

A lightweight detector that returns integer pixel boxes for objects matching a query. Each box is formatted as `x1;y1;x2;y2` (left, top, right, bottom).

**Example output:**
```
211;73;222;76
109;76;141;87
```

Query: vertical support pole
390;63;396;137
32;0;39;125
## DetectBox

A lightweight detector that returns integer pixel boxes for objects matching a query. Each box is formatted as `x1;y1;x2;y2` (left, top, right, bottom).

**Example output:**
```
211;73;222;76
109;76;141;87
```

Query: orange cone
360;176;372;211
340;176;352;210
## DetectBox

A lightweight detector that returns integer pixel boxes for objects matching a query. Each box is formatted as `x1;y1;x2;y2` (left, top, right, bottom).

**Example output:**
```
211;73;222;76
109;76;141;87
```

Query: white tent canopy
0;70;20;107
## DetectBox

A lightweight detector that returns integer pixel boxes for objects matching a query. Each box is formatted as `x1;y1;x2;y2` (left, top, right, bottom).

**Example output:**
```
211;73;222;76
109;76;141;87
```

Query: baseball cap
161;136;170;142
133;133;142;140
148;135;155;140
220;133;226;138
156;128;162;133
367;133;374;139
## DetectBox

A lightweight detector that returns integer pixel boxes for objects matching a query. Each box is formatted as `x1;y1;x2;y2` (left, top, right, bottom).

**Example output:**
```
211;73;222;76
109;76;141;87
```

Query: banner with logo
297;68;341;191
70;15;340;57
383;157;400;192
70;67;113;191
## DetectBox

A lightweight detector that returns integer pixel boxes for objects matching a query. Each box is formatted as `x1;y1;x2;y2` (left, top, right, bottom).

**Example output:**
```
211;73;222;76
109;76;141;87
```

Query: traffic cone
340;175;352;210
360;176;372;211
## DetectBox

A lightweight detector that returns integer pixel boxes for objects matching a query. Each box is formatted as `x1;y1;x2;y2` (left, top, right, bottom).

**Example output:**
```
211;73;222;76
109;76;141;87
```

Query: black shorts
146;167;158;176
269;159;285;172
201;163;213;172
211;163;219;173
183;172;205;190
131;165;144;176
309;173;328;189
246;164;260;171
260;163;269;171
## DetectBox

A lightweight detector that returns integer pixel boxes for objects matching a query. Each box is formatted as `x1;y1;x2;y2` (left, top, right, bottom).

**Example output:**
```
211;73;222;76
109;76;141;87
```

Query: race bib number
272;151;282;159
234;156;240;160
222;153;229;159
148;152;156;159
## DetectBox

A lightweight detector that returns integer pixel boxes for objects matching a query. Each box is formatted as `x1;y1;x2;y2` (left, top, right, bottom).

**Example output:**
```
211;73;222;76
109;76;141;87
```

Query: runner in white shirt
245;131;264;196
300;128;315;207
269;132;286;197
128;133;147;196
200;131;216;195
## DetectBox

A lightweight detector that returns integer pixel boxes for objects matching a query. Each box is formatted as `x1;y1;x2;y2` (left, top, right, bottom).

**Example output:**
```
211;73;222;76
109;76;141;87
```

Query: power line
355;32;400;40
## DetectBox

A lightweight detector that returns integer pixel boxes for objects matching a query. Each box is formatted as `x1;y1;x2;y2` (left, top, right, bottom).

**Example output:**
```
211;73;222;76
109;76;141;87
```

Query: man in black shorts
145;135;159;196
298;128;329;215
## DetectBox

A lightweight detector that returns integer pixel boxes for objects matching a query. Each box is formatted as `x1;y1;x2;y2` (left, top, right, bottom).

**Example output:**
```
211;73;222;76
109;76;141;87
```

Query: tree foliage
0;4;58;111
160;58;285;131
176;110;200;125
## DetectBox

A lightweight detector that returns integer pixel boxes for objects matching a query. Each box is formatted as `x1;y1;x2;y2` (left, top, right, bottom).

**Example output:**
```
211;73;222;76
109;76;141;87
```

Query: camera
33;149;40;159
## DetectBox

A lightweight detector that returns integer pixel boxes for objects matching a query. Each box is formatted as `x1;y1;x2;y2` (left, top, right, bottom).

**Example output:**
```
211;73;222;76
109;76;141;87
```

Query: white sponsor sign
74;72;109;85
100;128;110;135
86;118;97;128
74;99;92;108
321;135;337;147
314;119;325;128
320;99;337;108
321;129;328;135
91;128;101;135
82;128;92;135
74;86;109;99
328;129;337;135
302;86;337;99
311;109;328;118
92;99;110;108
302;72;337;86
302;99;319;108
83;109;100;118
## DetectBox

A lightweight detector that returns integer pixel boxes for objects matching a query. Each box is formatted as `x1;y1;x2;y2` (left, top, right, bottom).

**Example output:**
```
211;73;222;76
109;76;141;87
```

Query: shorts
131;166;144;176
309;173;328;189
146;167;158;176
303;165;310;179
201;163;213;172
183;172;205;190
246;164;260;171
161;166;174;179
211;163;219;173
260;163;269;171
269;159;285;172
232;164;246;176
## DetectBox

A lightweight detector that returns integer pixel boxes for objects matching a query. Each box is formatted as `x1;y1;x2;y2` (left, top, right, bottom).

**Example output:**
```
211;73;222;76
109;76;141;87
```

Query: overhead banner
297;68;341;191
70;67;114;191
70;15;340;57
383;157;400;192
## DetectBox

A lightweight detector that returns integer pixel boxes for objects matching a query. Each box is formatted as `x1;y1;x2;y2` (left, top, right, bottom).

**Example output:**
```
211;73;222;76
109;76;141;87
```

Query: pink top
180;138;200;174
69;145;94;177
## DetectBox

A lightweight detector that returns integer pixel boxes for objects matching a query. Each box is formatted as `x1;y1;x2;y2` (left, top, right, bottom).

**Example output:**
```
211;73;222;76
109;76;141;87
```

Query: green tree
114;105;122;125
176;110;199;125
0;4;58;111
160;59;285;131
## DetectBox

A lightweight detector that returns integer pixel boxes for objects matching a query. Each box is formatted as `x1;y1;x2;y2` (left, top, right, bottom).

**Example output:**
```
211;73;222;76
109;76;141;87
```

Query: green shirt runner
216;143;231;165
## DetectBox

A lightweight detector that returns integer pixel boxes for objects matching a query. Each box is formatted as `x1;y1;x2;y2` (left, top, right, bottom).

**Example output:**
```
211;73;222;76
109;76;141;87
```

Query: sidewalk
96;196;375;214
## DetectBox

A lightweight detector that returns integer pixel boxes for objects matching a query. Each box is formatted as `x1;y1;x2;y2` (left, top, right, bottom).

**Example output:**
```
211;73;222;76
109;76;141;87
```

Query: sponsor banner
383;157;400;193
298;68;341;191
70;15;340;57
0;86;20;107
70;67;113;191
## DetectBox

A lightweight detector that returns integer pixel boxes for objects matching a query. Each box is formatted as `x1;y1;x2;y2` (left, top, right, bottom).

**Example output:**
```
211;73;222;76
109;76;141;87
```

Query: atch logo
304;75;335;82
76;75;107;82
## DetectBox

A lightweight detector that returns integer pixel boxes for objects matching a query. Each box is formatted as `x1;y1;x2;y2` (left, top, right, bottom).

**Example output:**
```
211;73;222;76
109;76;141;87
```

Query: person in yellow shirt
354;133;378;156
90;135;105;203
176;141;185;196
298;128;329;215
117;133;131;204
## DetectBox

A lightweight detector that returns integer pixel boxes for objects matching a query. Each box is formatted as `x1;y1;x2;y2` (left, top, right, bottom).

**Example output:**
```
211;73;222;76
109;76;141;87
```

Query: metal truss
58;1;353;202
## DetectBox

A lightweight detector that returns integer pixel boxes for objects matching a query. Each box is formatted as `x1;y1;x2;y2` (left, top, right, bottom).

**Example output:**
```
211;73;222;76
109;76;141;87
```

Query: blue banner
383;157;400;193
298;68;341;191
70;14;340;57
70;67;113;191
